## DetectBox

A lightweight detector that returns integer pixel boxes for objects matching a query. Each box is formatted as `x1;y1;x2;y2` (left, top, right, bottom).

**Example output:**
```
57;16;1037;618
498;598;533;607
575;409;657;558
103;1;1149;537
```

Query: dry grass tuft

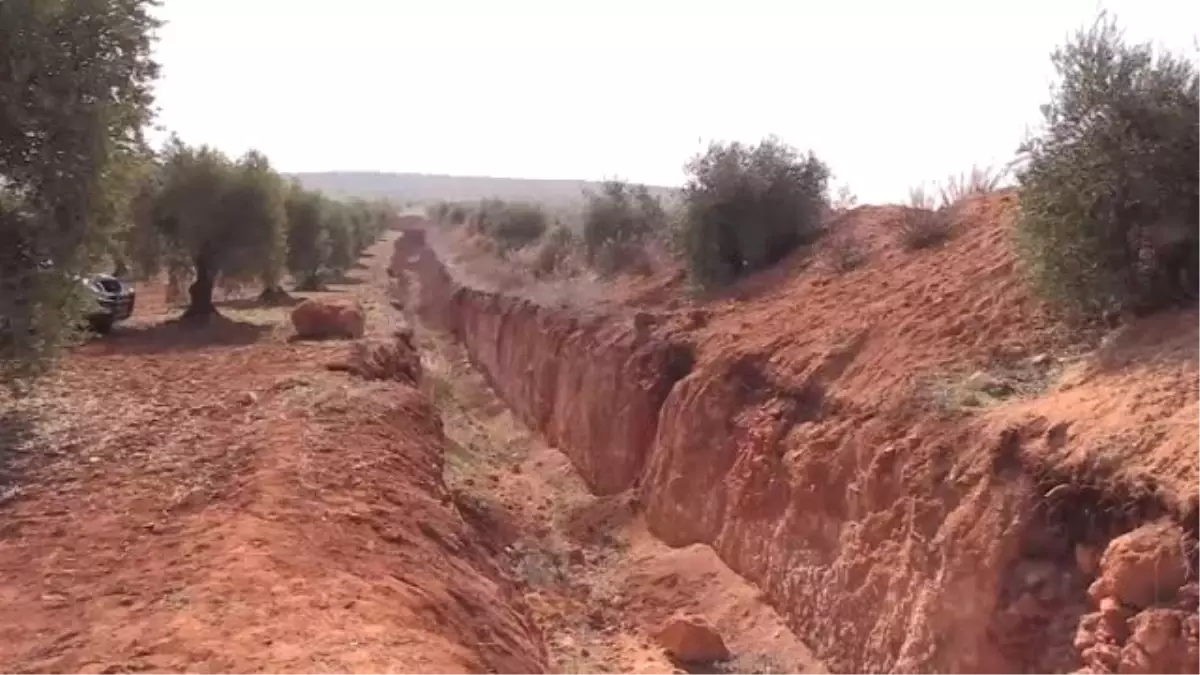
824;230;869;272
896;186;953;250
938;163;1012;206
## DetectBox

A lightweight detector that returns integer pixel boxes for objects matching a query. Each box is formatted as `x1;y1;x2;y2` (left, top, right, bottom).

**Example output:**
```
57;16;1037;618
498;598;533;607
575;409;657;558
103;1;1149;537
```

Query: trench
392;225;1199;674
396;253;825;674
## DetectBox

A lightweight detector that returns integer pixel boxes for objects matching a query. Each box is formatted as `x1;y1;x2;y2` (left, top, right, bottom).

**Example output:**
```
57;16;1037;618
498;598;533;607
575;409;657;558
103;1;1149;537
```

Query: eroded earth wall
394;217;1198;674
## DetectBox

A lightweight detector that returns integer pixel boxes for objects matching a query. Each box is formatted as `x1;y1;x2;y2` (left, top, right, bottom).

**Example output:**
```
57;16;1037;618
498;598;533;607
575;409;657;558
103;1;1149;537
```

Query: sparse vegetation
582;180;667;274
830;184;859;213
677;137;830;289
824;229;869;272
470;199;550;252
895;184;953;250
939;164;1010;206
531;225;582;278
1015;15;1199;318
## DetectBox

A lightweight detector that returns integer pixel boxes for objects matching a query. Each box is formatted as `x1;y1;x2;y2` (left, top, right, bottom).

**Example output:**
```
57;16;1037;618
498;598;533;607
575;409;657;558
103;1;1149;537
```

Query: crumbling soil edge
393;225;1199;674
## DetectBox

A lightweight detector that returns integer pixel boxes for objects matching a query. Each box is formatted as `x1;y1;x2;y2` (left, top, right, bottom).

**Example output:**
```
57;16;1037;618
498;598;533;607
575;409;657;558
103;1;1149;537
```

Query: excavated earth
395;191;1199;674
0;235;547;673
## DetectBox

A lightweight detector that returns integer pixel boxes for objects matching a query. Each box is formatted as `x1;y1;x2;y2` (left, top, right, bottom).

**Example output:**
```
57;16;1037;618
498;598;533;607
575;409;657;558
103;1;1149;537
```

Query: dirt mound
0;236;547;673
328;335;422;384
290;297;366;339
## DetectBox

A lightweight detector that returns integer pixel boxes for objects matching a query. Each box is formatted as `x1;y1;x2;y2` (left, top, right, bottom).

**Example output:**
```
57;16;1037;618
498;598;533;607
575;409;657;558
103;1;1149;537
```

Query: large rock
1088;520;1189;609
291;298;366;340
654;615;730;664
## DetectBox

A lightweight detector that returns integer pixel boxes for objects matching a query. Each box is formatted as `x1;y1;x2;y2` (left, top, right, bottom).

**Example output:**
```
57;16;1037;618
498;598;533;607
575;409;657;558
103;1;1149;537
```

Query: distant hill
287;171;678;207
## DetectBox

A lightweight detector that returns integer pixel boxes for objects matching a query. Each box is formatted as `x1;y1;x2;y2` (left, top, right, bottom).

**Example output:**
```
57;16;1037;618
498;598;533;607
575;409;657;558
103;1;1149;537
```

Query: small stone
1075;543;1101;576
568;548;585;566
239;391;258;406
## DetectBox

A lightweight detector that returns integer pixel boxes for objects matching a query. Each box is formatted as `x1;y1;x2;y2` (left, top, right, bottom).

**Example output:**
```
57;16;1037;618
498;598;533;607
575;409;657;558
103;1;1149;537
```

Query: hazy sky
152;0;1197;203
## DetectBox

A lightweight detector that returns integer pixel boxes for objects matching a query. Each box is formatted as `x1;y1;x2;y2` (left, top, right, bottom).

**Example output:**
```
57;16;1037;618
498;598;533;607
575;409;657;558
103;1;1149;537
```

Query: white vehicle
79;273;136;334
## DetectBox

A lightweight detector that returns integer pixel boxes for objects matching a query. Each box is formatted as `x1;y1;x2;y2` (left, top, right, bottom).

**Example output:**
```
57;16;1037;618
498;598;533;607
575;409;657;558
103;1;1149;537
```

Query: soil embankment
395;193;1199;674
0;235;546;673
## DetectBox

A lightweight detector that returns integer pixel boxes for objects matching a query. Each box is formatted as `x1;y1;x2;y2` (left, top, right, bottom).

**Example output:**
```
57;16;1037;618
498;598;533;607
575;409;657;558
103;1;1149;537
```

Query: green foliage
582;180;666;274
323;203;356;278
677;137;830;289
532;225;581;277
283;188;389;290
285;183;329;291
222;150;288;290
0;0;161;385
132;139;290;316
471;199;548;252
1015;15;1199;318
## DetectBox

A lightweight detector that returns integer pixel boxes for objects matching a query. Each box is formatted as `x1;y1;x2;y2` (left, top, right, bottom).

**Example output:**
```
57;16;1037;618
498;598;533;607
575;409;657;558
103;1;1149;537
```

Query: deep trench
392;226;1199;675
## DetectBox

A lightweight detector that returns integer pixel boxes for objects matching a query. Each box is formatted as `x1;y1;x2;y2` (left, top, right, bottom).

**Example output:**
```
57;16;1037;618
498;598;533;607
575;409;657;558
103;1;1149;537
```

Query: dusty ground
407;270;825;674
0;238;545;673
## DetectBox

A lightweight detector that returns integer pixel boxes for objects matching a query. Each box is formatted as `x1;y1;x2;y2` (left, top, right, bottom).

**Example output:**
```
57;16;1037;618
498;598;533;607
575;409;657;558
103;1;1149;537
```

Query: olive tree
1015;15;1199;318
133;140;287;317
285;183;328;291
0;0;160;384
678;137;830;289
582;180;667;274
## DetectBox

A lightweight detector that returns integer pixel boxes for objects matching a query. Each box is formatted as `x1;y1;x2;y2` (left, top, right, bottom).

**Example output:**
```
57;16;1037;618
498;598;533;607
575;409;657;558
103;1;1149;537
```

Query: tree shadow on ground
90;314;273;356
0;405;38;507
215;295;302;311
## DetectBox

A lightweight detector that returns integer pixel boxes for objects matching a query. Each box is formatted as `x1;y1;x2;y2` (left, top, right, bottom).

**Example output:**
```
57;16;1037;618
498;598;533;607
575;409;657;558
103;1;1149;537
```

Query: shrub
678;137;830;288
1015;15;1199;318
830;184;859;213
824;229;869;272
472;199;548;252
896;184;952;250
530;224;580;277
582;180;666;274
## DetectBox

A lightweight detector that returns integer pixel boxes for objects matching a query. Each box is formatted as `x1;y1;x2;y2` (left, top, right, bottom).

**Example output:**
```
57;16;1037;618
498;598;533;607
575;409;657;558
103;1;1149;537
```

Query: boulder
654;615;730;664
1087;520;1189;609
291;298;365;340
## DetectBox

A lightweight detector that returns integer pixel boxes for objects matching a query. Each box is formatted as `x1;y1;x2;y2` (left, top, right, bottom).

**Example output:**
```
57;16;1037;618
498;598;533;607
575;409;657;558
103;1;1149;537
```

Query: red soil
399;192;1198;674
0;239;546;673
